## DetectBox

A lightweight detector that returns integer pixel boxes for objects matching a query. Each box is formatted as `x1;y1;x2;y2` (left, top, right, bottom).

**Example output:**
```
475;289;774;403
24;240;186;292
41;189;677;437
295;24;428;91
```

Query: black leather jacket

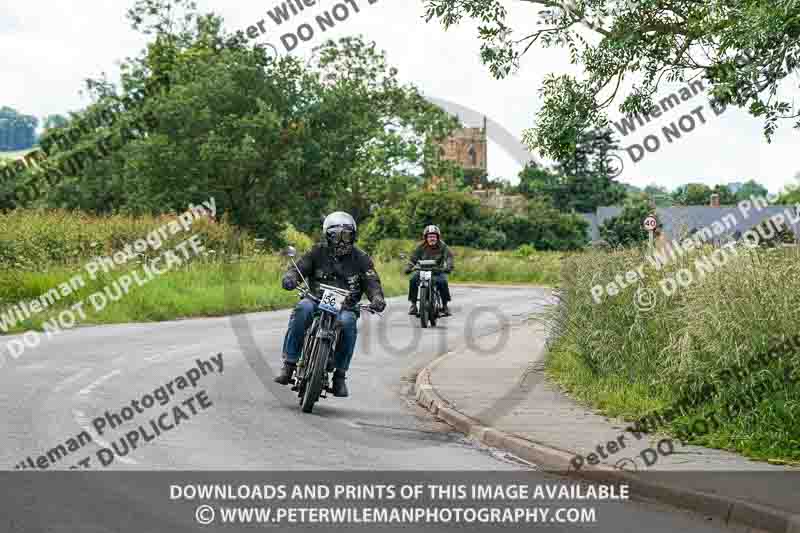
285;242;384;309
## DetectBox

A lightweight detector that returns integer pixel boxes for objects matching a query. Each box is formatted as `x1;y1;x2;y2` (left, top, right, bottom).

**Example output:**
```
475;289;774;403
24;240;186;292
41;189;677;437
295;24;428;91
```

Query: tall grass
3;210;551;334
369;238;561;285
546;242;800;463
0;255;408;333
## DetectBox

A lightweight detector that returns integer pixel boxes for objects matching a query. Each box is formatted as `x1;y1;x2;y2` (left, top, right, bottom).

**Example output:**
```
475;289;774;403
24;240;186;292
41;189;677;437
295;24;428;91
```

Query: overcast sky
3;0;800;193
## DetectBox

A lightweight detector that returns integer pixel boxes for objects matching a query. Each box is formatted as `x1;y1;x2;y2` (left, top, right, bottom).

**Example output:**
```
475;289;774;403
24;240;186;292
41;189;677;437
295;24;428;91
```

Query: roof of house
582;205;800;242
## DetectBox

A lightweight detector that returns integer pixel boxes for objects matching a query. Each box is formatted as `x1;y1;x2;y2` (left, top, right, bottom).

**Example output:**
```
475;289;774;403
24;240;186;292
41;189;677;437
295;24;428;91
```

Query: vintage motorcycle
412;259;445;329
284;246;381;413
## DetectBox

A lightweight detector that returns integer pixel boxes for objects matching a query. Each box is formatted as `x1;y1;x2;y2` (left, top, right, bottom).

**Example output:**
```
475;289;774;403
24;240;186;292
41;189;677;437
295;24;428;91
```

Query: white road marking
78;369;121;396
73;409;137;465
53;368;93;393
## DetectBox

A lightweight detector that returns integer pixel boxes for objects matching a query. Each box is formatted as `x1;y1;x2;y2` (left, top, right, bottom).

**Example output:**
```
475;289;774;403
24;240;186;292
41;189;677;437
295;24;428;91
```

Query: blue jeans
281;298;358;371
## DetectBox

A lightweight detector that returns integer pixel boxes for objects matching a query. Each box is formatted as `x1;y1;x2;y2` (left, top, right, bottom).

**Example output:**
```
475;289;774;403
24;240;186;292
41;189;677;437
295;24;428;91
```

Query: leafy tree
492;208;581;250
551;127;626;212
734;179;769;202
423;0;800;161
599;197;651;247
776;185;800;205
515;128;625;212
42;114;69;131
711;184;737;205
310;38;460;224
672;183;712;205
360;207;408;252
404;190;483;239
516;163;560;200
643;183;672;207
12;1;453;248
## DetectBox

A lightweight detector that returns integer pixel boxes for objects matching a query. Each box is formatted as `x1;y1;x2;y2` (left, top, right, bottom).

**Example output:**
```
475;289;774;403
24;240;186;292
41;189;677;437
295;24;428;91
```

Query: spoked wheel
429;289;439;327
419;286;430;328
301;338;330;413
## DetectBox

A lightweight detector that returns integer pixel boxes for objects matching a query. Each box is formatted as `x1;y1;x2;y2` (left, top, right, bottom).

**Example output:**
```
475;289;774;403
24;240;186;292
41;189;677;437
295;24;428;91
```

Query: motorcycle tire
429;289;438;327
301;338;330;413
420;286;429;329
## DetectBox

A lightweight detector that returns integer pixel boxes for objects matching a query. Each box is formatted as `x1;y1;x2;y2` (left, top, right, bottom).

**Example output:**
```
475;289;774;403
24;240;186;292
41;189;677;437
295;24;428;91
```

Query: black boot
408;302;418;315
332;369;349;397
274;361;296;385
442;303;451;316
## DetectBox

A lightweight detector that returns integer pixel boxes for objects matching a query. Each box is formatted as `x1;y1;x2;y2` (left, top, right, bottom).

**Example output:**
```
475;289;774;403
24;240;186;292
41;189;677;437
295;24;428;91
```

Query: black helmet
422;225;441;240
323;211;357;256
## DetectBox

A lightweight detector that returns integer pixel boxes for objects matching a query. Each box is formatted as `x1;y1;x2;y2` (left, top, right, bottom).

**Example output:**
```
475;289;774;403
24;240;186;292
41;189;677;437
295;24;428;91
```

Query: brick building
429;117;488;188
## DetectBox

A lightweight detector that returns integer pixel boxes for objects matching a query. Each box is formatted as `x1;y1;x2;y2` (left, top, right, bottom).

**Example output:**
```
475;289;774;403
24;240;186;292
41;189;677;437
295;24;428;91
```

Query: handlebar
295;285;382;315
410;264;449;273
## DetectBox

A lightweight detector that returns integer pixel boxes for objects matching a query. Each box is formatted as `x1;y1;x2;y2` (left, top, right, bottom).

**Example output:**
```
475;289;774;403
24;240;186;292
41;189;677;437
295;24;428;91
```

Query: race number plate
319;289;344;313
420;271;432;281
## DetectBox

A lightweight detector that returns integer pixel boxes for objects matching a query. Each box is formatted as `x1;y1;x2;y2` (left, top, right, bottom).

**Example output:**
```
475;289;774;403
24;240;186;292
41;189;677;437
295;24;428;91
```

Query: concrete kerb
413;341;800;533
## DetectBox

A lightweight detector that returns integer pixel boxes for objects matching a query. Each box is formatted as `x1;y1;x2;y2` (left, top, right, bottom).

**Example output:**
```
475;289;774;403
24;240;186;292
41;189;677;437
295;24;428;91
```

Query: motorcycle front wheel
301;338;330;413
429;288;438;327
419;286;430;329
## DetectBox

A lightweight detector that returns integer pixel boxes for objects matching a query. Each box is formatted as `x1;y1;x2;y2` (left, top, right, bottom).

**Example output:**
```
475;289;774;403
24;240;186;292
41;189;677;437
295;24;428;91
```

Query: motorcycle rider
275;211;386;397
405;225;454;317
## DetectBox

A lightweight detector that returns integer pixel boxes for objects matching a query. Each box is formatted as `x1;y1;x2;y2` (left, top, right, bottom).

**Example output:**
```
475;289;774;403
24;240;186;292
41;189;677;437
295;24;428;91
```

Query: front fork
295;313;339;387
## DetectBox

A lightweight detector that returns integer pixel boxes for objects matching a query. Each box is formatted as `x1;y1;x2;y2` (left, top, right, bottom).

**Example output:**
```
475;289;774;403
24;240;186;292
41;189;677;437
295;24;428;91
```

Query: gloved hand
281;274;298;291
369;297;386;313
403;264;414;275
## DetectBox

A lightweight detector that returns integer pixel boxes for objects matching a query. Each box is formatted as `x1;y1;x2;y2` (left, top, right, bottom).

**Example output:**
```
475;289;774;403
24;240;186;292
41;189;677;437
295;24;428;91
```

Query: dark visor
327;226;354;243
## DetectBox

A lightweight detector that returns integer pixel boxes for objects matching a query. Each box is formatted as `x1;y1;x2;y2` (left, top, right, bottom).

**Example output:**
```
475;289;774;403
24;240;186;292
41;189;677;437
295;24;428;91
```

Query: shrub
371;238;416;262
282;223;314;254
514;244;537;258
525;199;589;251
360;208;408;252
598;198;650;247
0;208;256;270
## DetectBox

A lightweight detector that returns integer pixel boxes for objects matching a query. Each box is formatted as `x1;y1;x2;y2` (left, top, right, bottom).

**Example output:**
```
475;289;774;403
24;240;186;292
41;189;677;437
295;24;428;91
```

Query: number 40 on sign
642;215;658;246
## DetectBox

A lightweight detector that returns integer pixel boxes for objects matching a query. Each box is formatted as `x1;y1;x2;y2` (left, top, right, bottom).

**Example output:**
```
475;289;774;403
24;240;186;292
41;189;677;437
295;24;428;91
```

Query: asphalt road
0;287;733;532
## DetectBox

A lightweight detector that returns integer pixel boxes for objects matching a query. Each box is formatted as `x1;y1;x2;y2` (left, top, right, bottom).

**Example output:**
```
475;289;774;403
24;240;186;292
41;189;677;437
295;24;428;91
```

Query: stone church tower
429;116;488;188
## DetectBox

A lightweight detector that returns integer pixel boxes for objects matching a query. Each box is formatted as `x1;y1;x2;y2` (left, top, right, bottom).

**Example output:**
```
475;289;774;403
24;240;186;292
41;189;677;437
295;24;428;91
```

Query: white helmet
423;225;441;240
323;211;357;256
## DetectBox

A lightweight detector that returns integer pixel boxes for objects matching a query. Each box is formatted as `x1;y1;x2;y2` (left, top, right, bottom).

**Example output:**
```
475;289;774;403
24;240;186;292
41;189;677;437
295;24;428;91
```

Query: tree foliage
423;0;800;161
365;191;587;251
671;183;712;205
643;183;672;206
5;0;457;248
734;179;769;201
514;127;625;212
599;196;651;247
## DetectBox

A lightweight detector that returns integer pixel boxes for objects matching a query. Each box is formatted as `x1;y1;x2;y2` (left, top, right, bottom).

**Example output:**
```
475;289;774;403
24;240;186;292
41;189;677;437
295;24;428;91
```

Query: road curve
0;286;730;532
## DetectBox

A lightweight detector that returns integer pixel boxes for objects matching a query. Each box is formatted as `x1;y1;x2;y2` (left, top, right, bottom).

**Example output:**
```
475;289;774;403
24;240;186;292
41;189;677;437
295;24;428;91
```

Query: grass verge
545;243;800;464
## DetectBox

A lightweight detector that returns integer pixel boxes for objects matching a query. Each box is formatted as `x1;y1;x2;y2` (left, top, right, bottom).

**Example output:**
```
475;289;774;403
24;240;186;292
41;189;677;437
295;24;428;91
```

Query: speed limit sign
642;215;658;231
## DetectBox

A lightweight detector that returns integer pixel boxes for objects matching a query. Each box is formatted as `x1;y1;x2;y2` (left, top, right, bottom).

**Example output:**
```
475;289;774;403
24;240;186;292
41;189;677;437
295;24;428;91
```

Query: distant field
0;148;36;160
